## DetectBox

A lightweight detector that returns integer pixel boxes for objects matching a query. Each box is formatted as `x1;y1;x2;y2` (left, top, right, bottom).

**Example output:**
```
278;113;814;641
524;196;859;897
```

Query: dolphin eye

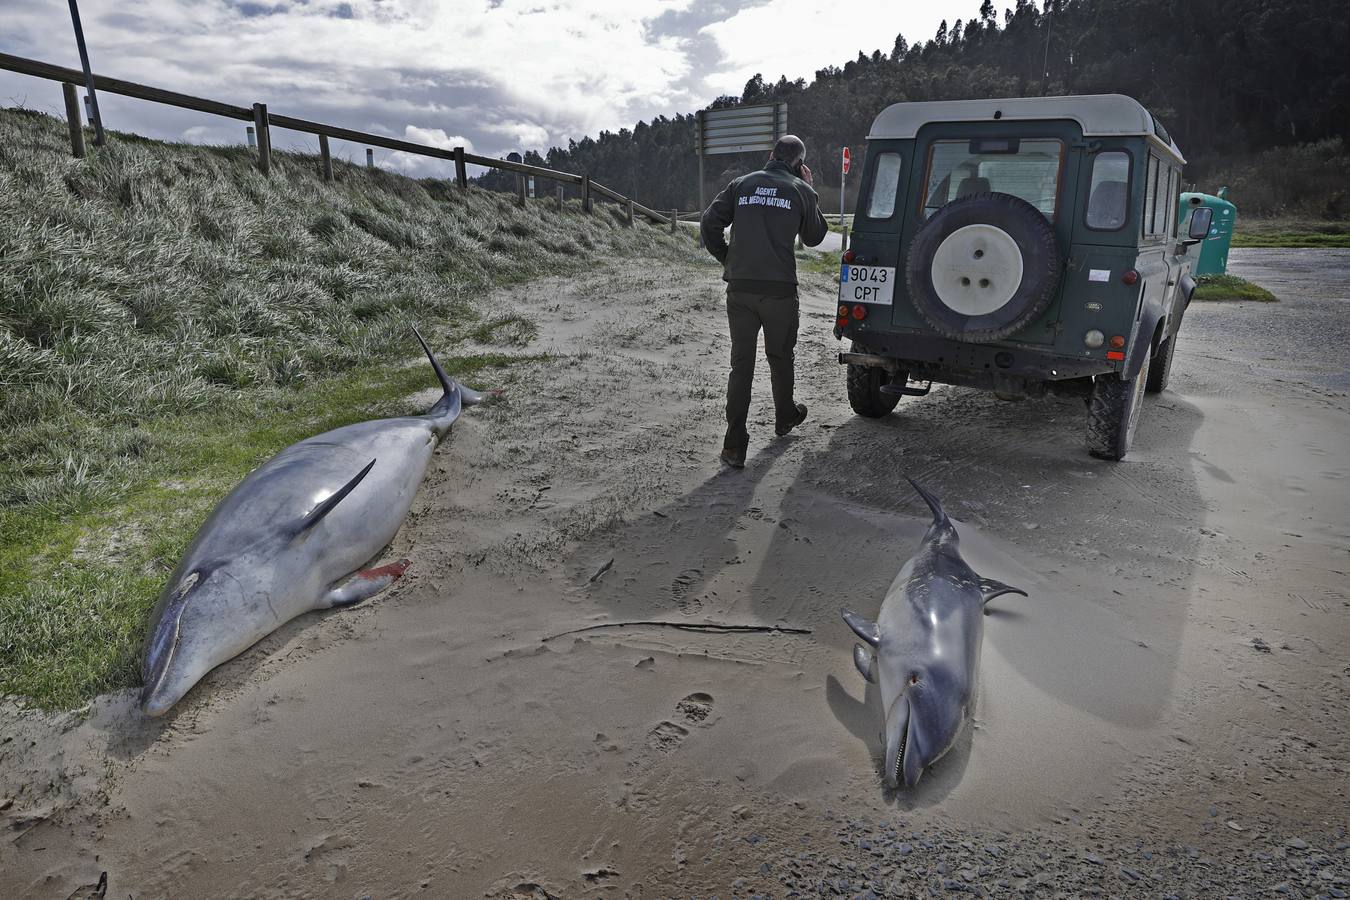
909;673;920;685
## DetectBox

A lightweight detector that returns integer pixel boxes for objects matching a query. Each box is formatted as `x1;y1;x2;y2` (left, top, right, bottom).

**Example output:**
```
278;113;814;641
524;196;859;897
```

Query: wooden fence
0;51;685;231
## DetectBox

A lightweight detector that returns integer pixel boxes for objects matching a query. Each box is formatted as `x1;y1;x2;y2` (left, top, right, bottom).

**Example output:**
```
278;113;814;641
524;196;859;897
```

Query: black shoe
719;446;746;469
775;403;808;437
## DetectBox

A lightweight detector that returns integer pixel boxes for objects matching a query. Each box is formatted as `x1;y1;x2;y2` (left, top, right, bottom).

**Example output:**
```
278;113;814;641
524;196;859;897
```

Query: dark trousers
723;289;799;451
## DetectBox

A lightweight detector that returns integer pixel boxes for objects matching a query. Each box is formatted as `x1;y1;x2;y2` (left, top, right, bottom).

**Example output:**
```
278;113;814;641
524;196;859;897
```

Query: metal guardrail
0;51;688;227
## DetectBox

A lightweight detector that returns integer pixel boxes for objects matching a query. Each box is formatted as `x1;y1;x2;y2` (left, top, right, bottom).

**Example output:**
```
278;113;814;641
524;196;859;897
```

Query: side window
866;152;903;219
1152;164;1170;236
1142;154;1159;238
1166;167;1179;237
1085;150;1130;230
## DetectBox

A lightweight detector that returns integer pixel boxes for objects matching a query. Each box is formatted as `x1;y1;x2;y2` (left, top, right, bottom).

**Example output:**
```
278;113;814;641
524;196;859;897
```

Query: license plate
839;265;896;306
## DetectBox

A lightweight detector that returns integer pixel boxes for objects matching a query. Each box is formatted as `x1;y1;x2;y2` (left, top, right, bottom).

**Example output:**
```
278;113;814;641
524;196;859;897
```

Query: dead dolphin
841;479;1026;788
140;329;484;716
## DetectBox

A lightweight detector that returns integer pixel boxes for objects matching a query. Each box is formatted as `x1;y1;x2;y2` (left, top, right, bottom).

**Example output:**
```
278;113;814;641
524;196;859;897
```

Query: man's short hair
772;135;806;167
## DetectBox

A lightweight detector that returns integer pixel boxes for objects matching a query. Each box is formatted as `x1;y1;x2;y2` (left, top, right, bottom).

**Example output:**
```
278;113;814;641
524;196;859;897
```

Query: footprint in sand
645;693;716;752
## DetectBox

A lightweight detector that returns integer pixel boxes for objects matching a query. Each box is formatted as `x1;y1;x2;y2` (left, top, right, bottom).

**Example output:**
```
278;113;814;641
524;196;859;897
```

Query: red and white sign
841;146;851;174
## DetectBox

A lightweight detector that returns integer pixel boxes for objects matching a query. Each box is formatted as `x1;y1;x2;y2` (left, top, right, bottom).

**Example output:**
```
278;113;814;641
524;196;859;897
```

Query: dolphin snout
883;694;913;789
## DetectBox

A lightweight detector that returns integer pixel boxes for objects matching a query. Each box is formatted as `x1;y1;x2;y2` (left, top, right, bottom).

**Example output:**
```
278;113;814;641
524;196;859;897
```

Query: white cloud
403;126;473;154
701;0;989;94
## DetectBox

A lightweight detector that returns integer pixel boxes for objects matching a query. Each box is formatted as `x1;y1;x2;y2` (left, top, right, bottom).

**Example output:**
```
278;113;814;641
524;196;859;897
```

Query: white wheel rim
930;224;1025;316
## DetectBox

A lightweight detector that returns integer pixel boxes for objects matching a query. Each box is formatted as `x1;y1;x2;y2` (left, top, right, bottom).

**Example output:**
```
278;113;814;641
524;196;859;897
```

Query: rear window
1085;151;1130;230
866;152;903;219
922;138;1064;219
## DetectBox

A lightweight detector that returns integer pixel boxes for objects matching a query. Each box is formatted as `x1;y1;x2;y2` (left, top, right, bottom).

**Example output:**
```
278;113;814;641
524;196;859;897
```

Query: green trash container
1178;187;1237;275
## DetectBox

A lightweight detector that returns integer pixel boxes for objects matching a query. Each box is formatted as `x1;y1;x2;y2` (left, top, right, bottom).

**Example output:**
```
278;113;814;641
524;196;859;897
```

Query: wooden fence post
251;103;271;176
454;147;467;190
625;198;634;226
515;173;526;207
62;82;85;159
557;184;564;213
582;175;592;214
366;148;374;168
670;210;678;234
319;134;333;182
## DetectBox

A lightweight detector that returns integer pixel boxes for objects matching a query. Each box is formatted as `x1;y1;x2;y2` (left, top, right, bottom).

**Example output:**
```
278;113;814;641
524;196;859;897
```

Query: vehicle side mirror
1186;207;1213;242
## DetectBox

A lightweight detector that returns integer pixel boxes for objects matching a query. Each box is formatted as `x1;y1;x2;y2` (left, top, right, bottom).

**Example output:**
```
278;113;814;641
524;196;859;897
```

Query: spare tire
904;192;1061;343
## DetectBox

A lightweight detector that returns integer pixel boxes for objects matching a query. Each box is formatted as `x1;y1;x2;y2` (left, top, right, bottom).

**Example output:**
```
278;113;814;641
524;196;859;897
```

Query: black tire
847;350;901;418
1086;345;1150;461
905;192;1062;343
1145;333;1176;394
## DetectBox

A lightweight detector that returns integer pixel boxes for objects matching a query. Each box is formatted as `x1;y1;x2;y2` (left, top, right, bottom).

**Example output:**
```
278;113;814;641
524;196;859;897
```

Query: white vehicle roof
868;94;1184;164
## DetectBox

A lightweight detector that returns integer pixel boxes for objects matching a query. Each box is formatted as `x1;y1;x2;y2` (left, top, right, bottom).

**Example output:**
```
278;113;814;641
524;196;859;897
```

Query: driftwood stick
543;621;812;642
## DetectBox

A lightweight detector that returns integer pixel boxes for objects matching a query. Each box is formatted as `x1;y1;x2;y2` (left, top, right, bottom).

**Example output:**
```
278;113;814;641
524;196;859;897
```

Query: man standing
701;134;829;469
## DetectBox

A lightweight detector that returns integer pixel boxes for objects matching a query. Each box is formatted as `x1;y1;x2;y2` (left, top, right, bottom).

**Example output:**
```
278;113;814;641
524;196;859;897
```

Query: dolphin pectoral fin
841;608;880;648
292;459;377;538
979;576;1028;607
324;559;411;608
852;644;878;683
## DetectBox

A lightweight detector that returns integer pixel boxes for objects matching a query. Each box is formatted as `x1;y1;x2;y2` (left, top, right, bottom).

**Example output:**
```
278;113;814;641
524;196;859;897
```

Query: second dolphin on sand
139;329;485;717
842;479;1027;789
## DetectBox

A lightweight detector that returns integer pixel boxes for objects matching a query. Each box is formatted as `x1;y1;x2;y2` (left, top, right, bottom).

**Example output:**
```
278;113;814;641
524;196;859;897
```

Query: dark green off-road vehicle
835;95;1212;460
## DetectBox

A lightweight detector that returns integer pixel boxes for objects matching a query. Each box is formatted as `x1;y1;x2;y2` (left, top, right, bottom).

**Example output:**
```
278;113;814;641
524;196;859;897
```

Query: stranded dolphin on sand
139;329;485;717
841;480;1027;789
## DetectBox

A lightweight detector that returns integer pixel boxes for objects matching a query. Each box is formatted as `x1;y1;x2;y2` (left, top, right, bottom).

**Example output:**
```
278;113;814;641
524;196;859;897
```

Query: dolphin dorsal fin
979;576;1028;607
292;459;376;537
906;477;950;529
853;644;878;684
841;608;880;647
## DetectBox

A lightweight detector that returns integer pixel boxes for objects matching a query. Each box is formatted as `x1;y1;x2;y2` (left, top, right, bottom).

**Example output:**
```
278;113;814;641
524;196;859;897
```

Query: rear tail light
852;304;867;320
1108;335;1126;349
842;249;855;264
1121;269;1140;285
838;304;849;316
837;316;849;329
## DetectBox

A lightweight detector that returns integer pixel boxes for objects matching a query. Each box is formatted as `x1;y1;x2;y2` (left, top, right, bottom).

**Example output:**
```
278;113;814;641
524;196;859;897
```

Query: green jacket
700;160;830;296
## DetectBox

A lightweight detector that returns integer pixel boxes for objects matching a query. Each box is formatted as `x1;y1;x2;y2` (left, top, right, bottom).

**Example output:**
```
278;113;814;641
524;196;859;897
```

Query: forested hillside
480;0;1348;217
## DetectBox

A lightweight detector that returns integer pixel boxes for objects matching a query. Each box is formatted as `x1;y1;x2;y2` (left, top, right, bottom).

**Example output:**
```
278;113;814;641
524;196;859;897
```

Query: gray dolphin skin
841;480;1027;789
139;329;484;717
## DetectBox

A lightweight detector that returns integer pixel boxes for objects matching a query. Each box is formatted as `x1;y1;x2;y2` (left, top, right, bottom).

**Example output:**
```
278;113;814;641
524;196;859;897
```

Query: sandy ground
2;248;1348;898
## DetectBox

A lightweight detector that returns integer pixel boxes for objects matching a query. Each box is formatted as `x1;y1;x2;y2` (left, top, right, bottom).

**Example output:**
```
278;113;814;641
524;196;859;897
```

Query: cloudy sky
1;0;987;176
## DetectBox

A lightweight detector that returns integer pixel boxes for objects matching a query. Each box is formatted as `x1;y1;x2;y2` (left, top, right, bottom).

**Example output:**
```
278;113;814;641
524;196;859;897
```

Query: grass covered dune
0;107;694;710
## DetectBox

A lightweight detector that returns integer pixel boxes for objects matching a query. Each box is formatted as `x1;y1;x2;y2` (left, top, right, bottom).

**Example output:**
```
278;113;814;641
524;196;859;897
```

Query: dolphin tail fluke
841;608;880;647
412;326;486;421
905;477;950;529
293;459;377;536
853;644;878;683
978;576;1028;607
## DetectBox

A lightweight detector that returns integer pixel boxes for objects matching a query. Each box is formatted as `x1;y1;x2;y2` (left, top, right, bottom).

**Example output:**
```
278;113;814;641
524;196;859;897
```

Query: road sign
842;146;851;174
694;103;788;157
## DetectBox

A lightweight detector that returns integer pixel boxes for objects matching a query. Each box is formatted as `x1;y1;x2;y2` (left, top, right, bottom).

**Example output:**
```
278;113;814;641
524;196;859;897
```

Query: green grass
1192;274;1278;302
796;247;843;279
1232;218;1350;248
0;106;699;709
